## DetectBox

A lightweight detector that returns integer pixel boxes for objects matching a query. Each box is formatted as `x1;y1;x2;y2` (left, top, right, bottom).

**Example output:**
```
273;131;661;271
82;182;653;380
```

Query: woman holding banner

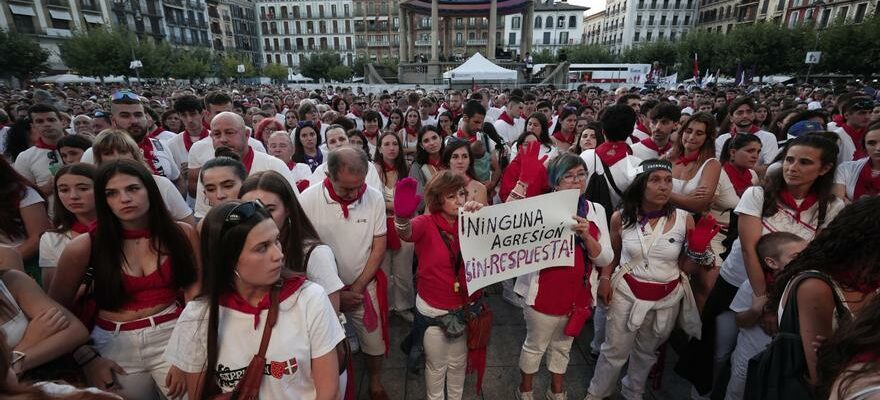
392;171;485;400
585;159;720;400
507;150;614;400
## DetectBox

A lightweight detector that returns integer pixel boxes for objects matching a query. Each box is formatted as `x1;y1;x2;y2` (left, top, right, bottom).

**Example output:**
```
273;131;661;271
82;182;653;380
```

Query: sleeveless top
673;158;715;195
0;280;27;349
620;209;688;284
121;257;177;311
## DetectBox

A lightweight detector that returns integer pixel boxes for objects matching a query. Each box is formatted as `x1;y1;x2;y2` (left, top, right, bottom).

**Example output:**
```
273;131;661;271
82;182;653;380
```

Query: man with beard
714;97;779;176
81;90;180;182
13;104;65;197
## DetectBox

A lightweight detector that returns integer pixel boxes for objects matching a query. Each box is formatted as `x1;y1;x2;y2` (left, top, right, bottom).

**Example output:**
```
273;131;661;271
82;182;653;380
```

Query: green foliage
0;29;48;81
300;51;345;81
170;49;211;81
531;48;556;63
351;55;369;77
263;63;289;83
327;65;353;82
566;44;617;63
817;15;880;77
622;40;676;66
218;53;256;80
60;26;132;79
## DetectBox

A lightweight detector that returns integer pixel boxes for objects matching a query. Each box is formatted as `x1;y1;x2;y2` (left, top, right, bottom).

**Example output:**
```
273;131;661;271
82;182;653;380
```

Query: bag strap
596;152;624;196
435;223;469;304
257;285;281;358
779;270;850;333
302;243;319;269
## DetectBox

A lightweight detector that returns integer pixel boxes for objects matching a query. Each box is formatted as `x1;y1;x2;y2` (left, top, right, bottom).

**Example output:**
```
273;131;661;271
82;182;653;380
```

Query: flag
693;53;700;83
735;63;743;85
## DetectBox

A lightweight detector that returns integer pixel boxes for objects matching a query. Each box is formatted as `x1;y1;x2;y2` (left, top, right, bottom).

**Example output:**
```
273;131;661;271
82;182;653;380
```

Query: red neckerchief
640;138;672;155
636;120;650;135
35;137;56;150
778;190;818;223
363;129;379;140
552;130;574;145
852;351;880;365
498;112;514;125
138;138;159;174
520;112;527;119
404;126;417;137
241;148;255;173
323;177;366;219
427;156;444;169
314;121;322;132
832;269;880;295
456;129;477;143
381;161;396;173
219;276;306;328
832;114;845;126
122;228;151;239
724;163;753;197
731;125;760;139
853;160;880;200
443;104;461;119
595;142;632;166
149;126;163;139
285;160;296;170
71;221;95;234
380;109;390;118
352;109;363;117
431;212;459;253
676;151;701;166
182;128;209;151
841;123;868;159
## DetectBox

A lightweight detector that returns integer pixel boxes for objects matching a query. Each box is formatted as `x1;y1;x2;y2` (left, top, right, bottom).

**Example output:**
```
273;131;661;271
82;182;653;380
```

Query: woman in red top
507;151;614;400
393;171;483;400
51;160;200;400
551;107;578;153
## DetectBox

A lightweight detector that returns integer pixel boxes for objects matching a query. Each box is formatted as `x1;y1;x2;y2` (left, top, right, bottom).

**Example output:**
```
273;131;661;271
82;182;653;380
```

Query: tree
531;48;556;63
817;15;880;78
170;52;211;81
726;22;806;79
567;44;618;63
327;65;353;82
0;29;48;81
263;63;288;83
622;40;676;68
351;55;369;77
218;53;255;80
300;51;345;81
60;27;132;79
136;40;174;79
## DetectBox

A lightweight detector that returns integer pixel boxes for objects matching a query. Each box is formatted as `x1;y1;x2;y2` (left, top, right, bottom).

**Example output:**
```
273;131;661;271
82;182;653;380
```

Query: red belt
623;274;679;301
95;306;182;332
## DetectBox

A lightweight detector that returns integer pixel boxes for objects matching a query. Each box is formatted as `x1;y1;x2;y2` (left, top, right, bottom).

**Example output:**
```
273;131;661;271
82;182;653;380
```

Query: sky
569;0;607;15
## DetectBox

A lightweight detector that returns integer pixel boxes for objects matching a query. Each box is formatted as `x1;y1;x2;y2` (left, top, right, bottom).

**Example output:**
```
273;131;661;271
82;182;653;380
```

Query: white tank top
0;280;27;349
673;158;715;195
619;209;688;283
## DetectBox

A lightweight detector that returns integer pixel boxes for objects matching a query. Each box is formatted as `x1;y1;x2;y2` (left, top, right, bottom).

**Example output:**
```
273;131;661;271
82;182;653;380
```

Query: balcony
415;39;431;46
165;0;184;8
367;40;390;47
47;0;70;7
80;0;101;11
466;38;487;45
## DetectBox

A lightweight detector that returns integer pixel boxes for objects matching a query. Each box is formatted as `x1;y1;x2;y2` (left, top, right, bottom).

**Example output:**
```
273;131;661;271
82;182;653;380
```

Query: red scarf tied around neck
456;129;477;143
841;123;868;160
595;142;632;166
639;138;672;156
778;190;818;223
35;137;57;150
676;151;701;166
323;178;367;219
723;163;753;197
182;128;210;151
498;112;515;125
219;276;306;328
853;160;880;200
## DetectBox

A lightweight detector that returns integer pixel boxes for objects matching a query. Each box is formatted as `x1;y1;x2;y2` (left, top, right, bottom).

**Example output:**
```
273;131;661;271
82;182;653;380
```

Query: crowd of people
0;80;879;400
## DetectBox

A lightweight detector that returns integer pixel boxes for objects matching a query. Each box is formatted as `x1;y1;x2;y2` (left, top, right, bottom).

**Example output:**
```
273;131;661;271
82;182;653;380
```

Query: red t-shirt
410;214;481;310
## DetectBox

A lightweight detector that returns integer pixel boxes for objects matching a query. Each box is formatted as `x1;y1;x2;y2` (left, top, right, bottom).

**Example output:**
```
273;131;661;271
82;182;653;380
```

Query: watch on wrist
11;351;25;375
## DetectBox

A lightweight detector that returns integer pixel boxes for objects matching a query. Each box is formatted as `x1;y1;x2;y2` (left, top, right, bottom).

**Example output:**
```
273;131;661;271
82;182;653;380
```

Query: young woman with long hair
392;172;484;400
710;134;761;263
199;148;248;210
666;112;722;215
833;120;880;202
385;109;404;135
372;132;415;321
292;122;324;173
442;139;487;205
50;159;200;399
586;159;713;400
398;109;422;166
818;292;880;400
437;112;454;138
509;152;613;400
550;107;578;153
39;163;97;289
0;156;50;281
165;200;342;399
511;112;555;160
570;122;604;154
770;196;880;392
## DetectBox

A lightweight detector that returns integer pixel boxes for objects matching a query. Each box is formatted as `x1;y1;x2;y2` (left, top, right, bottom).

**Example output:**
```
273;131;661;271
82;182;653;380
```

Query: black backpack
584;152;623;225
744;270;851;400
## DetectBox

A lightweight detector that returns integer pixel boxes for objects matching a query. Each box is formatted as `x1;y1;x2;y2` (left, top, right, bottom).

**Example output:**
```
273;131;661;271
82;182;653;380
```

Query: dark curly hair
769;196;880;311
817;292;880;400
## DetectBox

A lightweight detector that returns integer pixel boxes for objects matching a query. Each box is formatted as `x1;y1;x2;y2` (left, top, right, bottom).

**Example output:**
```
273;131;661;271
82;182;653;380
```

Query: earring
234;270;242;279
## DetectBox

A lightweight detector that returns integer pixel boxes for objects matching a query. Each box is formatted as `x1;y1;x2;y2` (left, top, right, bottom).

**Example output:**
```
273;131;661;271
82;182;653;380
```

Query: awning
83;13;103;23
9;4;36;16
49;9;73;20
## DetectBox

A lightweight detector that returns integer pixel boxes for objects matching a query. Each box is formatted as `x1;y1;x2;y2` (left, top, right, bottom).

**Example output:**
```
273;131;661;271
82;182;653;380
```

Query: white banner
458;189;580;295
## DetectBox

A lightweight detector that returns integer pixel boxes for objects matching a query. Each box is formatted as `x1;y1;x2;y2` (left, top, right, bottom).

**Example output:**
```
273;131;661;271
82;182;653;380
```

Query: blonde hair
92;129;146;165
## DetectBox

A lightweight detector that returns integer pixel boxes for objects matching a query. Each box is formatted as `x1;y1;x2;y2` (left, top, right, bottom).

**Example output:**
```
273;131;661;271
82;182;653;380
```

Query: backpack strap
779;270;851;334
595;152;624;197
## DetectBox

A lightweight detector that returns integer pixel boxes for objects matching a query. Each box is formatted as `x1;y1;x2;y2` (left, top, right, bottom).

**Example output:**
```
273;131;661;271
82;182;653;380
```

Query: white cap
681;106;695;115
807;101;822;110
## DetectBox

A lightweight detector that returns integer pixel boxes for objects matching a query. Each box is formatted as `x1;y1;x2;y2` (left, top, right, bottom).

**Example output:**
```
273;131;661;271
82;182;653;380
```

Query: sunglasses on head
93;110;108;118
111;90;140;102
297;120;314;128
221;200;267;235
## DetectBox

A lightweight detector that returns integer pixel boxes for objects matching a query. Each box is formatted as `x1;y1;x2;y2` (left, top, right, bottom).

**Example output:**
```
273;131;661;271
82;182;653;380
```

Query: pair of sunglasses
221;199;267;235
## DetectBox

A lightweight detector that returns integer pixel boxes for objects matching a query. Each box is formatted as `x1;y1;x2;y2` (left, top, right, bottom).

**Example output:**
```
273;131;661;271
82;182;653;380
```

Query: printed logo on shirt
216;358;299;388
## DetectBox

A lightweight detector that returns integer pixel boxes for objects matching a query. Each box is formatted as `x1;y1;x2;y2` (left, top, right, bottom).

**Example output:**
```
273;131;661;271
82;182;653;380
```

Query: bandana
636;120;650;135
241;147;255;173
778;190;818;223
639;138;672;156
285;160;297;171
552;131;574;145
676;151;701;166
182;128;209;151
427;156;444;169
323;177;366;219
122;228;151;239
853;160;880;200
841;123;867;160
35;137;57;150
404;126;417;137
723;163;753;197
498;112;515;125
148;126;165;139
219;276;306;328
363;128;379;140
731;125;761;138
456;129;477;143
595;142;631;166
71;221;95;234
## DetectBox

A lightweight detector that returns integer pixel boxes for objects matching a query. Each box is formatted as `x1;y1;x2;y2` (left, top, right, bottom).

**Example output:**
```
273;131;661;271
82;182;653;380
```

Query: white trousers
345;280;386;356
380;241;415;311
590;302;608;354
519;306;574;375
424;326;468;400
90;305;180;400
587;289;681;400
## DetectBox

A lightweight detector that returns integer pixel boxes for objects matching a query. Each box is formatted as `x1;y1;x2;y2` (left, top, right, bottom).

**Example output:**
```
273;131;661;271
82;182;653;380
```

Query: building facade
502;0;586;56
583;10;605;45
208;0;260;66
785;0;876;27
161;0;211;47
695;0;739;32
600;0;697;54
353;0;399;62
255;0;355;68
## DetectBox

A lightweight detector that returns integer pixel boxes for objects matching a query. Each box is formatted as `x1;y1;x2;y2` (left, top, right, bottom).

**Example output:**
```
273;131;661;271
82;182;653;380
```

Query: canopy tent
35;74;100;84
442;52;517;81
288;73;314;82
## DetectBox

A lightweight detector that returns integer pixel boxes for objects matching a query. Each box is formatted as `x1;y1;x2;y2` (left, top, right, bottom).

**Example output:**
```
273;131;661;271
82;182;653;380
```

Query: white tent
288;73;313;82
36;74;100;84
442;52;517;81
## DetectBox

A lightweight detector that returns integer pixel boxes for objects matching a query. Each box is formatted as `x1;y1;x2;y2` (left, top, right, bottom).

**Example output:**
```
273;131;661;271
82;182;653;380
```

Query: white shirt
81;138;180;181
832;126;858;164
194;151;299;218
305;245;344;295
620;209;688;283
514;200;614;304
164;132;190;172
187;136;267;173
165;282;344;399
153;175;193;221
579;148;643;207
304;161;383;192
719;186;845;286
711;166;759;226
151;130;177;142
39;230;75;269
729;280;772;376
834;157;871;200
492;114;525;145
630;141;670;161
485;106;503;123
714;130;779;166
0;187;43;246
13;146;60;187
298;184;386;285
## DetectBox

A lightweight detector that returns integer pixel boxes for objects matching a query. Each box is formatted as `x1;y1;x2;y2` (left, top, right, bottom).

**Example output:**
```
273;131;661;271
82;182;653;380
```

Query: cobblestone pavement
351;293;693;399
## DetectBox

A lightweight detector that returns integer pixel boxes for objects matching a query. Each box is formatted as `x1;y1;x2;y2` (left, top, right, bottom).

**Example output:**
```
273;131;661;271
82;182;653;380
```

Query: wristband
79;353;100;367
599;276;611;281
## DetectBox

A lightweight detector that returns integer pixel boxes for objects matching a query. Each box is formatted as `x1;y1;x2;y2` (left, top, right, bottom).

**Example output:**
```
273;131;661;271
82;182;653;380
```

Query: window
670;31;677;40
296;38;303;50
687;0;693;7
658;31;664;39
287;53;292;66
837;6;849;20
788;10;799;27
456;32;463;44
648;15;654;24
509;32;516;45
543;31;551;44
819;8;831;27
646;31;653;40
293;6;299;18
569;15;576;27
637;15;642;24
318;5;324;18
283;38;290;50
634;31;640;41
853;3;867;22
334;37;339;49
295;21;301;34
512;16;521;29
546;16;553;27
761;0;768;13
660;15;666;24
672;15;678;24
535;16;542;28
557;16;565;27
344;4;349;17
684;15;690;24
559;31;568;44
331;5;336;17
306;5;311;18
675;0;681;7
